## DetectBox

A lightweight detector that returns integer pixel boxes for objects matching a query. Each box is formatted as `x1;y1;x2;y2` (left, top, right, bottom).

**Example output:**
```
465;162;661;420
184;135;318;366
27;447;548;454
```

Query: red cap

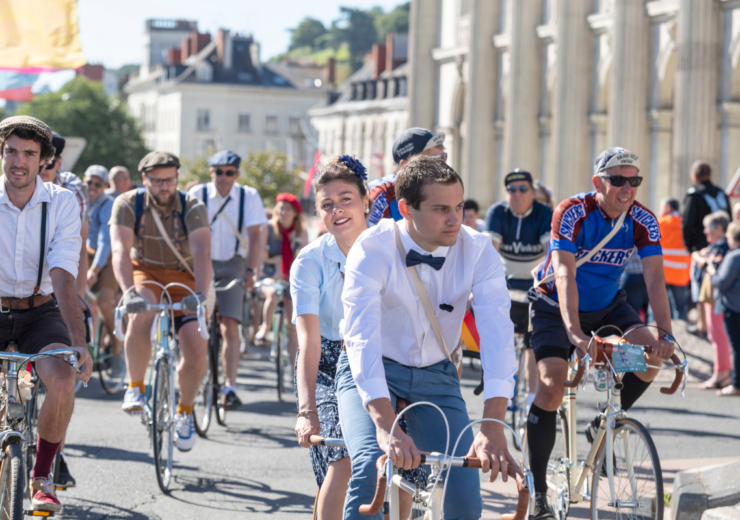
276;192;302;213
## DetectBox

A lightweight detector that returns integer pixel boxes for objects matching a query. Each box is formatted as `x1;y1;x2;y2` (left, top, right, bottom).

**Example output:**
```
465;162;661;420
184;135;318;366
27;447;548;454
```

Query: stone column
551;0;594;202
407;0;440;131
462;0;499;209
672;0;721;199
608;0;651;206
504;0;543;179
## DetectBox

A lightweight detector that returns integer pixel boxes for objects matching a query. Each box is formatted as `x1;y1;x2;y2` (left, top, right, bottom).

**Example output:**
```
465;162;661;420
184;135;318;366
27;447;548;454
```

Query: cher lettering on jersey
630;205;661;242
369;192;389;223
499;242;545;255
575;247;634;266
559;203;586;240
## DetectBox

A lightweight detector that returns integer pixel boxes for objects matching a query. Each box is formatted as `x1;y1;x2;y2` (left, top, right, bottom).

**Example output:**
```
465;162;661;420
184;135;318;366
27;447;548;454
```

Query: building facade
309;33;410;181
409;0;740;210
125;20;328;165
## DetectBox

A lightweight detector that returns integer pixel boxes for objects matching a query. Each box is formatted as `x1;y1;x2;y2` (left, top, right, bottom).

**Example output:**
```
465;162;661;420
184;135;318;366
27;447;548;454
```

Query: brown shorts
88;252;119;295
0;300;71;355
133;262;198;331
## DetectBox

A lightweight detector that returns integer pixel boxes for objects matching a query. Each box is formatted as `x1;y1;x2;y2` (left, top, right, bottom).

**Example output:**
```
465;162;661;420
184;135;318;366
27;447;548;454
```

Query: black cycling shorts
530;289;642;362
509;300;531;348
0;300;71;355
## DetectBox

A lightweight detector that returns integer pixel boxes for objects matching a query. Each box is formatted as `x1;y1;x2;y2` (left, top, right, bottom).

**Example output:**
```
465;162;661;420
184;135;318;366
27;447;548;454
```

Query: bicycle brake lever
581;354;591;390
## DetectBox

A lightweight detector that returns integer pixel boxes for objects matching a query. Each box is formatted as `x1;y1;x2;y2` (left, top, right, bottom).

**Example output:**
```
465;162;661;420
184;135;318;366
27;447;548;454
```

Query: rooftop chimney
217;29;233;68
371;43;386;80
167;47;182;65
386;33;408;71
324;57;336;86
250;41;260;66
181;37;192;61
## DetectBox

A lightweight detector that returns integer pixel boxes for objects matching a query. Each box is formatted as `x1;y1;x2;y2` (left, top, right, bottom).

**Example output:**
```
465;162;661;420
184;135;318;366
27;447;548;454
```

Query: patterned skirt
295;337;427;489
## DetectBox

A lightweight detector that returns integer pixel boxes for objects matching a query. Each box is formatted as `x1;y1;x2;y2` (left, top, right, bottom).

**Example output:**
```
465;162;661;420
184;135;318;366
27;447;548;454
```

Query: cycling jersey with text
536;192;662;312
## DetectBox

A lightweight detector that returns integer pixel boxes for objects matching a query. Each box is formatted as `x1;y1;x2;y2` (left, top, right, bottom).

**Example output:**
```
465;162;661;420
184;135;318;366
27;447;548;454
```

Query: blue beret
208;150;241;168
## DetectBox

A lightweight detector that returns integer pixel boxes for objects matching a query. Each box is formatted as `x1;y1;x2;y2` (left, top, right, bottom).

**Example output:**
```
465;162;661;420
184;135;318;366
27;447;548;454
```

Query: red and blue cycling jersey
537;192;662;312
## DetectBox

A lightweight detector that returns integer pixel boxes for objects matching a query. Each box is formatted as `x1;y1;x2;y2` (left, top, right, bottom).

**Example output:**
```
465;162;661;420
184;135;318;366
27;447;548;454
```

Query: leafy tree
375;3;410;43
289;18;327;51
18;77;148;177
179;149;301;208
338;7;378;71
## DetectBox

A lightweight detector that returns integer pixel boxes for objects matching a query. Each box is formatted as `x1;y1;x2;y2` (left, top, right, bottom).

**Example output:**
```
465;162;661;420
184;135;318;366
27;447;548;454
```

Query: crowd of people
0;112;737;519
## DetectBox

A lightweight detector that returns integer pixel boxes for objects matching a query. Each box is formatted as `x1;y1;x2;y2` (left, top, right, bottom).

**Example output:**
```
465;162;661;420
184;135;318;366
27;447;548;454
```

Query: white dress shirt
188;182;268;261
341;219;517;408
0;177;81;298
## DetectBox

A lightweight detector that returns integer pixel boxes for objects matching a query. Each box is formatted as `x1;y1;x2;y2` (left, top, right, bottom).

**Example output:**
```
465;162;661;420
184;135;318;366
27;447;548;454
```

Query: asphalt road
54;343;739;519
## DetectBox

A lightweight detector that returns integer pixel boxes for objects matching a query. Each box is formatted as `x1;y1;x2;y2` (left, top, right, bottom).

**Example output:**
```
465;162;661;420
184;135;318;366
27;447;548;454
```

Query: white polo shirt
0;176;81;298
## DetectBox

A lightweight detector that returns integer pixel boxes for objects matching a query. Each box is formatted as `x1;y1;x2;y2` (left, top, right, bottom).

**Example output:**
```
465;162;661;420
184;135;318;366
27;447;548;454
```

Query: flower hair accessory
338;155;368;181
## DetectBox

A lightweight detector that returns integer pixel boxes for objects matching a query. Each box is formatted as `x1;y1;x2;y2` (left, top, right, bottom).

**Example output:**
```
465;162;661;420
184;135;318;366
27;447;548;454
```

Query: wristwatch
659;333;676;343
245;267;255;274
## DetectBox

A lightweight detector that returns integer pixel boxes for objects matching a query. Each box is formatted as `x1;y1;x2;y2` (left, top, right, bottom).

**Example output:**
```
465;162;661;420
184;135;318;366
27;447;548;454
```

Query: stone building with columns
408;0;740;211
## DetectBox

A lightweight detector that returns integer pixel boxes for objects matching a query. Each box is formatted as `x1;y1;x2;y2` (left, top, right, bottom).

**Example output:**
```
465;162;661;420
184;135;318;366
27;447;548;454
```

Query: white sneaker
175;413;196;452
121;387;147;414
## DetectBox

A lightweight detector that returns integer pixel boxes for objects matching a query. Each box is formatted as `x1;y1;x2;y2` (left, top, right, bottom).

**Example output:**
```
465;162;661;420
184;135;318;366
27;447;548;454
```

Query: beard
152;190;175;207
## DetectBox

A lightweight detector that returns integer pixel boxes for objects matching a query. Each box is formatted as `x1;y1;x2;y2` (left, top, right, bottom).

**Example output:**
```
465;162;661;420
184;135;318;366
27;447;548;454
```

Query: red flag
0;85;33;101
303;151;321;199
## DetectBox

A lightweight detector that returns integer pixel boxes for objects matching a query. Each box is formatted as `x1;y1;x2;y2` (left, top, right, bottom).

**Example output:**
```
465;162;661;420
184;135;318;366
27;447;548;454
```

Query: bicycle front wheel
152;357;175;493
0;443;24;520
193;331;214;437
591;417;664;520
546;406;570;520
509;337;529;450
273;309;285;402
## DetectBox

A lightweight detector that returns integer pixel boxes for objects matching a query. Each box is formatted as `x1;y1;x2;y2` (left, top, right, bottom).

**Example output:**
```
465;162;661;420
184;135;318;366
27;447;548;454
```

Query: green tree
374;3;410;43
338;7;379;71
18;76;148;177
179;149;301;209
289;18;327;50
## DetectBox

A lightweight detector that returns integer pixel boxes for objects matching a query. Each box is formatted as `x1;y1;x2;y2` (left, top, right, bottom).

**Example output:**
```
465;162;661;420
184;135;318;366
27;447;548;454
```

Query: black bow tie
406;249;445;271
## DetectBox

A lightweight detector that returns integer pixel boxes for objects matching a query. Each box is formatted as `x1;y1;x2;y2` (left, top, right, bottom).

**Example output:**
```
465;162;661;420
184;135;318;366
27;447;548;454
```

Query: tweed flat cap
0;116;53;145
138;151;180;173
208;150;241;168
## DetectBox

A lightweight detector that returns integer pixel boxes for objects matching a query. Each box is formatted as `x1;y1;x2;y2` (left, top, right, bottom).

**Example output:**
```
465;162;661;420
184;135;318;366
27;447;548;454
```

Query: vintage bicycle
114;281;209;493
253;280;290;402
311;401;533;520
546;326;688;520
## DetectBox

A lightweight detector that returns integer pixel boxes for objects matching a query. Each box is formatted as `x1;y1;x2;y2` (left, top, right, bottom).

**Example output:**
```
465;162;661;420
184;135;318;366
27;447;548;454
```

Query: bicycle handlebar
564;339;684;395
114;300;209;342
358;452;529;518
0;348;82;374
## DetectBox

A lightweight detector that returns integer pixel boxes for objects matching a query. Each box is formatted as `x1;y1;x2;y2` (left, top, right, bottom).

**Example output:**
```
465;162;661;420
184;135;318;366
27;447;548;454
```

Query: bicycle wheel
0;443;23;520
98;315;127;395
209;313;227;427
24;379;45;487
152;357;175;493
240;291;256;355
273;308;285;402
546;406;570;520
591;417;664;520
509;337;529;450
193;327;214;437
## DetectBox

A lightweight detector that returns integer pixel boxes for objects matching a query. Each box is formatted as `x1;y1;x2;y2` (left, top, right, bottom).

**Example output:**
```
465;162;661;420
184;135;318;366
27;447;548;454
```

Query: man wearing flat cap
110;151;211;453
188;150;267;411
0;116;93;513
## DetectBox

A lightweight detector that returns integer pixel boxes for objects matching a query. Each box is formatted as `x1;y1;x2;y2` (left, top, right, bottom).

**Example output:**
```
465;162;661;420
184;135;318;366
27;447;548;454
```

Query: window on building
238;113;251;133
265;115;278;135
197;109;210;131
289;116;301;137
397;77;407;97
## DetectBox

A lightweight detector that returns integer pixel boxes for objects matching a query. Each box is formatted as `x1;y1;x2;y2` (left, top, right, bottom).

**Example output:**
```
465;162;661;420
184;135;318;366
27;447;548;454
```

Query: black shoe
221;390;242;411
55;455;76;489
532;492;556;520
585;416;600;445
686;324;707;340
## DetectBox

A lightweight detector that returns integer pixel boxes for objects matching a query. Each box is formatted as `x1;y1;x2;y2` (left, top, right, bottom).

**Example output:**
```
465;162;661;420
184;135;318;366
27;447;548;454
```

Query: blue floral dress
291;234;426;488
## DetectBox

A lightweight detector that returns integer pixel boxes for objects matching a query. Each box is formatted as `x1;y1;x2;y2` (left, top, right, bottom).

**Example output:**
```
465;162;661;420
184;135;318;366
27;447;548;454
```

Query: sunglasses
429;152;448;162
598;175;643;187
86;179;104;189
506;185;530;194
45;157;59;170
215;168;238;177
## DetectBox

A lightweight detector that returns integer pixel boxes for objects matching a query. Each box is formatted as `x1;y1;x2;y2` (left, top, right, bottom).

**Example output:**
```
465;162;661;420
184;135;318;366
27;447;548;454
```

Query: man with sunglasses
39;132;89;299
526;147;675;519
111;151;212;452
188;150;267;410
485;169;553;413
367;127;447;225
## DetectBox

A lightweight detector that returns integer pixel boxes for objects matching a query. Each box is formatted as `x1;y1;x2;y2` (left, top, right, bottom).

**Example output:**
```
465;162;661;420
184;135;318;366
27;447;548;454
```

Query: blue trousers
335;352;482;520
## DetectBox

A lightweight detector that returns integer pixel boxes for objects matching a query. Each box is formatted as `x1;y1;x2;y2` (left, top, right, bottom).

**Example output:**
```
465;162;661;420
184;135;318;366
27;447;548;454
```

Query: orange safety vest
658;213;690;286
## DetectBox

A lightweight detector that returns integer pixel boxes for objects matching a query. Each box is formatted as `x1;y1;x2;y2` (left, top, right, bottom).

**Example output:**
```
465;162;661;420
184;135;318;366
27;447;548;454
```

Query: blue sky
33;0;404;92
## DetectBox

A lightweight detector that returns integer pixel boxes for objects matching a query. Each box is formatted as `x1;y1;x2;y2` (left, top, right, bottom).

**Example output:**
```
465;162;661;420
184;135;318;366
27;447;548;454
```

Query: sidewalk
481;457;739;519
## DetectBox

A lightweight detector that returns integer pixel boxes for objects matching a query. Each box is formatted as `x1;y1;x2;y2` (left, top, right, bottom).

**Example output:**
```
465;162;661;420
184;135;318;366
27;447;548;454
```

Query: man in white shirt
0;116;93;513
337;155;518;519
188;150;267;409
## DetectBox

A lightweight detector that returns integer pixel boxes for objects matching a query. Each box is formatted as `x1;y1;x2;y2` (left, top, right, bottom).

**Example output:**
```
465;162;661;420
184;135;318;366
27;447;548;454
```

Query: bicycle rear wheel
209;313;227;427
98;315;127;395
193;323;214;437
546;406;570;520
273;309;286;402
0;443;23;520
24;379;45;487
152;357;175;493
591;417;663;520
240;290;257;355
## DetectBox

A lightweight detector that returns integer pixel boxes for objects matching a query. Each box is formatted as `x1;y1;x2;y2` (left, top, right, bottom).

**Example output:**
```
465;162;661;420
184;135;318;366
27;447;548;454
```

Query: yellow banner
0;0;85;70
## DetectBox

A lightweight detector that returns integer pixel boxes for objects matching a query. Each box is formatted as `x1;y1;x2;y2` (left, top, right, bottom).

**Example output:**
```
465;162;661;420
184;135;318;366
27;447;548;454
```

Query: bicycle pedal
24;511;54;517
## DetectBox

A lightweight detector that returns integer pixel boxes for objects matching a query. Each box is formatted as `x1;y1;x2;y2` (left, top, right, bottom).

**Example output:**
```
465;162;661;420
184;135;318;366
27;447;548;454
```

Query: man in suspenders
0;116;93;513
188;150;267;410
